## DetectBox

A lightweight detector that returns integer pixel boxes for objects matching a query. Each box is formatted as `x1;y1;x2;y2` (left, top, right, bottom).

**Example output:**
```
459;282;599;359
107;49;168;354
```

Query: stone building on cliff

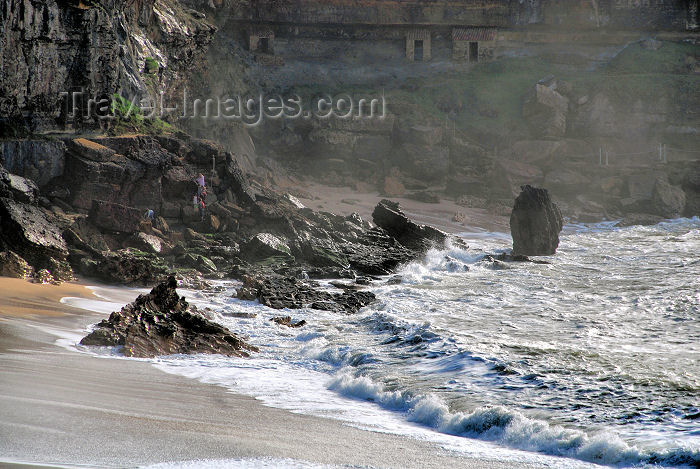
231;0;698;64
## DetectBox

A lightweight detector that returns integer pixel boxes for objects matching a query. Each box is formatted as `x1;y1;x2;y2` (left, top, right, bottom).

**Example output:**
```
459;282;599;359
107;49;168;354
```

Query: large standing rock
372;199;447;253
651;178;686;218
510;185;563;256
89;200;143;233
80;276;257;358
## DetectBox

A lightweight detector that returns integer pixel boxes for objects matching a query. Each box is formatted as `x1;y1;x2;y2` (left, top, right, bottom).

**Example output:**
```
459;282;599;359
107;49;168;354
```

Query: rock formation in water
80;276;257;358
510;185;563;256
236;274;376;314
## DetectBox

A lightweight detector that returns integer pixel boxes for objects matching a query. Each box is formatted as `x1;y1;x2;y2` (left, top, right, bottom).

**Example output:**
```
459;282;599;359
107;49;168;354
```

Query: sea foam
326;371;699;467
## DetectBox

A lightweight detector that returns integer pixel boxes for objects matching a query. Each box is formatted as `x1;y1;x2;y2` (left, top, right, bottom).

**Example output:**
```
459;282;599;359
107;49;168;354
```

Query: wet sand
0;278;96;318
0;278;546;469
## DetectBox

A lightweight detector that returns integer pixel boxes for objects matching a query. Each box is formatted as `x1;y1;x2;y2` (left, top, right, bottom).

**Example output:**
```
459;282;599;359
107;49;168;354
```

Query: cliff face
223;0;696;30
0;0;215;134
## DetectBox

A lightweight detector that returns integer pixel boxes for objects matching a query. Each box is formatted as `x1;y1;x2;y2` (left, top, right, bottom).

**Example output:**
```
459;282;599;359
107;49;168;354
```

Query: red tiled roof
406;29;431;40
452;27;497;42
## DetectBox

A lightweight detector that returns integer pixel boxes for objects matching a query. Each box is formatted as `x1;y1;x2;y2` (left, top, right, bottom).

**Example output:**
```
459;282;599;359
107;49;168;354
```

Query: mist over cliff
1;0;699;224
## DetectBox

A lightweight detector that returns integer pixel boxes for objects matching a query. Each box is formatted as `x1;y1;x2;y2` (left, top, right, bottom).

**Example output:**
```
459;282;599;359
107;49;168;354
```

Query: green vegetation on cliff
109;94;173;136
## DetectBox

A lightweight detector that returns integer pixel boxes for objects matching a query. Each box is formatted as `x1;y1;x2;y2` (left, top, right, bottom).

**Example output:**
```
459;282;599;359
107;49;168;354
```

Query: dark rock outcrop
0;251;33;279
74;248;169;286
0;196;72;280
237;275;376;314
271;316;307;328
372;199;448;253
510;185;563;256
80;276;257;358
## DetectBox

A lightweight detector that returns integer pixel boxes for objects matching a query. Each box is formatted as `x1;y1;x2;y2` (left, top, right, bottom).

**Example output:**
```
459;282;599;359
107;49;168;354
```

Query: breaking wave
328;372;700;467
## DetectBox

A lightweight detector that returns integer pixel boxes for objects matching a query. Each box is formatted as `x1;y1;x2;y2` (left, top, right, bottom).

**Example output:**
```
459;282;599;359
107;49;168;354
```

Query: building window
414;40;424;61
259;37;270;54
469;42;479;62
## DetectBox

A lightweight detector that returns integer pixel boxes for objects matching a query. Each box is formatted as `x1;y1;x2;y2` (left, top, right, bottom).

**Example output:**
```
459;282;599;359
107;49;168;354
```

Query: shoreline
0;278;547;469
0;278;97;318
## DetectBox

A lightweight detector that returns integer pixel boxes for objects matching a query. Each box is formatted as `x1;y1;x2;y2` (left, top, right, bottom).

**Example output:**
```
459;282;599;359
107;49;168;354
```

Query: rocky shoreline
0;129;562;356
0;133;444;284
1;0;696;359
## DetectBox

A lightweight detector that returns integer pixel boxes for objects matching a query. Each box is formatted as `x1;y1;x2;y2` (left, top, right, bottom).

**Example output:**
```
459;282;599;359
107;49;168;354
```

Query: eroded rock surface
237;275;376;314
0;196;72;280
81;276;257;358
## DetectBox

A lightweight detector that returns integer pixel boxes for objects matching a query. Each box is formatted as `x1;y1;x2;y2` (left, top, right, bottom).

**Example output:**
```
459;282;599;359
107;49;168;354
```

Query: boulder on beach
510;185;563;256
80;276;258;358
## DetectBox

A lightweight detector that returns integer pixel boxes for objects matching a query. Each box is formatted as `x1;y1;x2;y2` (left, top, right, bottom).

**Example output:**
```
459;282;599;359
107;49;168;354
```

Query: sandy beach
0;277;550;469
293;182;510;234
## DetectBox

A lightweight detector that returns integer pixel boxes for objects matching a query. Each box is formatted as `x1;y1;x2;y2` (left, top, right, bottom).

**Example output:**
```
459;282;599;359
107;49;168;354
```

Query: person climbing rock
196;173;206;198
198;197;206;222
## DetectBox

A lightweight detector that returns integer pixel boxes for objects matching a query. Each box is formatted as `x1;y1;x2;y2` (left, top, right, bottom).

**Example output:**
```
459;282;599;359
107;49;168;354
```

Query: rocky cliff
0;0;214;134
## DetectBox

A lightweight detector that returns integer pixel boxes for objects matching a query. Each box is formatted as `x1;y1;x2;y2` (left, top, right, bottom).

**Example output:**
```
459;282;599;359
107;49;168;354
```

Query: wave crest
327;371;700;467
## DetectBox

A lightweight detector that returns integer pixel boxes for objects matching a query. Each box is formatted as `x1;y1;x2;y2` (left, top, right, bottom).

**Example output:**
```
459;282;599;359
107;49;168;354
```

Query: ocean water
66;218;700;468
